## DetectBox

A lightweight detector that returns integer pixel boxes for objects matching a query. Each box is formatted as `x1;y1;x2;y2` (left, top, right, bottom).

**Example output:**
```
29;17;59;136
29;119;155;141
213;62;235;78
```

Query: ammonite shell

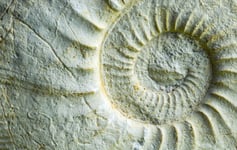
101;0;237;149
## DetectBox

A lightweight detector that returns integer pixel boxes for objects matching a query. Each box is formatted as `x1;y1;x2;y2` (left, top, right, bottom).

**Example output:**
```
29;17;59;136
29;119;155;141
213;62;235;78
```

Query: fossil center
136;33;210;92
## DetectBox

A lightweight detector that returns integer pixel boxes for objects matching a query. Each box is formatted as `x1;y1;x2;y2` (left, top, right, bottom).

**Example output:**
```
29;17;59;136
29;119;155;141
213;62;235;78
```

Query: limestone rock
0;0;237;149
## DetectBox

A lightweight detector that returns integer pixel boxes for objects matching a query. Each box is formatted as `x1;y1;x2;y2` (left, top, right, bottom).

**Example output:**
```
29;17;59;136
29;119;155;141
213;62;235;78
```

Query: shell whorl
101;0;237;127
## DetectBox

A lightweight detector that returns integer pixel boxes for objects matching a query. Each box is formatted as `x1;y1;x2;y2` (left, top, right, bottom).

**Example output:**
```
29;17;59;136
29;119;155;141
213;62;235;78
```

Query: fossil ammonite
1;0;237;149
101;0;237;148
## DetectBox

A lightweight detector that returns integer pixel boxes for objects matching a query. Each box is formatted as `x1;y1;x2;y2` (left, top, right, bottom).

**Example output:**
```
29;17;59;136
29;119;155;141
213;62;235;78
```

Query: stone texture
0;0;237;149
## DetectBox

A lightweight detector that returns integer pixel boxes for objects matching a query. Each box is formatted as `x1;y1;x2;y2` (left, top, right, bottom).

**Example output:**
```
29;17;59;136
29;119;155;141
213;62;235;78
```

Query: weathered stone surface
0;0;237;149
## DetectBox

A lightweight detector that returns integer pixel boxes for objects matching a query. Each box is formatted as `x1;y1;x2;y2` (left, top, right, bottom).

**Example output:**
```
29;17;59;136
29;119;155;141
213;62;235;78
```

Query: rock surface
0;0;237;149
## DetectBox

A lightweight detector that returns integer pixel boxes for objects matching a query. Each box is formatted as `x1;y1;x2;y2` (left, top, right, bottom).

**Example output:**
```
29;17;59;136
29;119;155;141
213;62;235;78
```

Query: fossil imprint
0;0;237;149
101;0;237;148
